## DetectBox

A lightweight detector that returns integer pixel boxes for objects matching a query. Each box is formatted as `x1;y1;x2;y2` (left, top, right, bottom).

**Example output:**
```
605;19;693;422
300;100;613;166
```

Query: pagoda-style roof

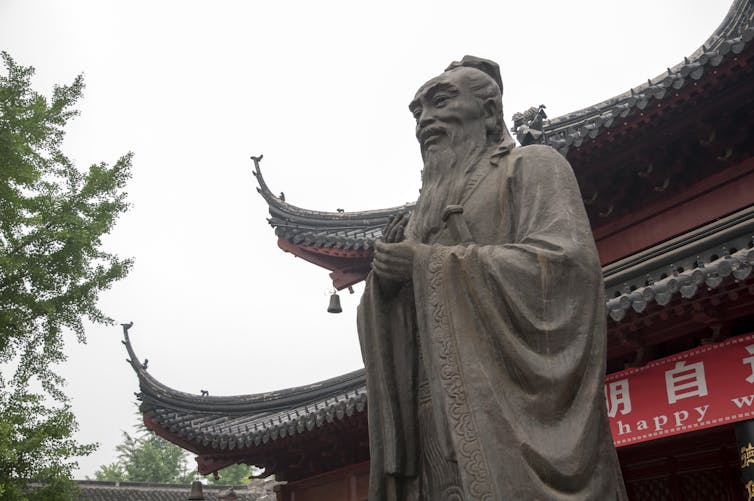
124;324;368;479
256;0;754;283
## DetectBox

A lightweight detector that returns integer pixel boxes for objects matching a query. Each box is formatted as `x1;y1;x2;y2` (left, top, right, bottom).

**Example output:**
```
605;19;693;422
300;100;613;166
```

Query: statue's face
409;68;488;157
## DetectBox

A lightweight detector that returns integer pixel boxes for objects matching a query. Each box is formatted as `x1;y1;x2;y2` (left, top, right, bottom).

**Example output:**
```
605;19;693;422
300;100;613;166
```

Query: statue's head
409;56;506;158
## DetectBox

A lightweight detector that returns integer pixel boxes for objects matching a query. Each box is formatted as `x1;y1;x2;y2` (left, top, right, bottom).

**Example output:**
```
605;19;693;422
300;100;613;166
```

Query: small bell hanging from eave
327;291;342;313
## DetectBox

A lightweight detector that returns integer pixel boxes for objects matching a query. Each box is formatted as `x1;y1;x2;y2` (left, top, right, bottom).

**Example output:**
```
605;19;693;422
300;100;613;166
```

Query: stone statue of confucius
358;56;628;500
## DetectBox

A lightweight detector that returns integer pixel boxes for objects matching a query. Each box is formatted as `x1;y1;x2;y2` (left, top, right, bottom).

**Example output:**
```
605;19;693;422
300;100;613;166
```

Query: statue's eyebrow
408;82;460;115
425;82;459;99
408;98;421;115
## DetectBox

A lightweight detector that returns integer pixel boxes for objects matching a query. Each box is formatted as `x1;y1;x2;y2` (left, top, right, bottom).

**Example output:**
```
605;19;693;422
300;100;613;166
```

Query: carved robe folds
358;145;627;500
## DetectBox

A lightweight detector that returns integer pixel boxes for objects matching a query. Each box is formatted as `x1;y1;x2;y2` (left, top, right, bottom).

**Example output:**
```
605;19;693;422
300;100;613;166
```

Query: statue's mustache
417;125;446;146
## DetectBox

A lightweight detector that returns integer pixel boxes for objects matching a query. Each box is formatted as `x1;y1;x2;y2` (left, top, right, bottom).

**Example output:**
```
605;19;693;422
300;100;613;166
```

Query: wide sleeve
357;276;419;500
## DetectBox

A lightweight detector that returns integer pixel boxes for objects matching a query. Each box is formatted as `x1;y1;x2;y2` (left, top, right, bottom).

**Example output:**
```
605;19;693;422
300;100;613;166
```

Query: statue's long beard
409;131;489;243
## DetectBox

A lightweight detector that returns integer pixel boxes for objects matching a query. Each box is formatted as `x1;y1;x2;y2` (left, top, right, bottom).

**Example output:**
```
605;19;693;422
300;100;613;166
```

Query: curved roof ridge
122;323;365;414
538;0;754;153
251;154;412;222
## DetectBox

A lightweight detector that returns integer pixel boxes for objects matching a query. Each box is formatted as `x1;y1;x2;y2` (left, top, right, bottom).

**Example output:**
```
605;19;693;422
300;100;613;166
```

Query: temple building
125;0;754;499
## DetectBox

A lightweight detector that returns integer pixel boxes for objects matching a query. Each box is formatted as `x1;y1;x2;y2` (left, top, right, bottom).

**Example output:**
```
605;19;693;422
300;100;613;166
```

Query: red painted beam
277;238;372;289
595;156;754;265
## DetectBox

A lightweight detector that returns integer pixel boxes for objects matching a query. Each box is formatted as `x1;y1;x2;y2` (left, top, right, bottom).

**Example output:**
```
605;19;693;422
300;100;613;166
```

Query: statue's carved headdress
445;55;503;95
444;55;514;158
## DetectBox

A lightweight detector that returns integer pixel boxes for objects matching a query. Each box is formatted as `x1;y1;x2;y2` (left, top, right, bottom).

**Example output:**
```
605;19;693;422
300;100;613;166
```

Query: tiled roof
603;206;754;321
606;243;754;322
516;0;754;155
124;324;366;454
254;0;754;254
74;481;262;501
252;156;408;252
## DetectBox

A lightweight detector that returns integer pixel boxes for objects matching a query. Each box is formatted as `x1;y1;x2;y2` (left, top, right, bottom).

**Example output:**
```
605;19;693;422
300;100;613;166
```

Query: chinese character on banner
605;379;632;418
742;443;754;469
746;479;754;501
744;345;754;384
665;361;708;404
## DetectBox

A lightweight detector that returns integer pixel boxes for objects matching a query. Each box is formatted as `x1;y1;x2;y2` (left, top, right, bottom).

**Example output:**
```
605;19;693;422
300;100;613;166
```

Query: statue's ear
483;98;503;141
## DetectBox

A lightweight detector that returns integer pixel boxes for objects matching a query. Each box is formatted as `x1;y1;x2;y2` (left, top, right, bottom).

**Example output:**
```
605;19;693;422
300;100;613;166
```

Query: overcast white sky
1;0;733;478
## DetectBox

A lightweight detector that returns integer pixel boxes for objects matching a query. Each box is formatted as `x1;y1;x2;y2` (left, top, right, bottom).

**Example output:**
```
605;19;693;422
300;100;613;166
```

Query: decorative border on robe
426;245;494;500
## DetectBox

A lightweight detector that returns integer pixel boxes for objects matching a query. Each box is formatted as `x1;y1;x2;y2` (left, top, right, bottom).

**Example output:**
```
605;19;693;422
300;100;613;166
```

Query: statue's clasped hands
372;212;420;287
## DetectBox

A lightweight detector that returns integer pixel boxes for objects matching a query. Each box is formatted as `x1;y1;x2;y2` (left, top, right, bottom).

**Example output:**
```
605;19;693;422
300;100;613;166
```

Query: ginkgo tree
0;52;132;499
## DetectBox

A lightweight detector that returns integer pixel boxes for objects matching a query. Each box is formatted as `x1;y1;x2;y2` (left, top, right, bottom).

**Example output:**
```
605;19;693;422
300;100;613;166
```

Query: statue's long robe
358;144;627;500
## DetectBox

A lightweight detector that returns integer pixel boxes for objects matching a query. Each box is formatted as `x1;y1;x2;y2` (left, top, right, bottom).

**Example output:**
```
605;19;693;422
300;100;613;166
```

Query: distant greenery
0;52;132;500
94;412;253;485
213;463;253;486
94;428;194;484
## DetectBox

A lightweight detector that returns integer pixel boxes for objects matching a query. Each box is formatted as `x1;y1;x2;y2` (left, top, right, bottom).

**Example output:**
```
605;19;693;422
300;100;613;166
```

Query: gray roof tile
74;481;262;501
514;0;754;155
123;325;367;453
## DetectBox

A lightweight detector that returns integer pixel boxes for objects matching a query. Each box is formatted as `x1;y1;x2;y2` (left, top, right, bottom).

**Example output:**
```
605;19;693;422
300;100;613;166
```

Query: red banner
606;333;754;447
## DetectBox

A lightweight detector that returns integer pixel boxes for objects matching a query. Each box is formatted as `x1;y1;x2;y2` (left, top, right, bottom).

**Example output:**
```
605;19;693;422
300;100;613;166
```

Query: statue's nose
418;110;436;130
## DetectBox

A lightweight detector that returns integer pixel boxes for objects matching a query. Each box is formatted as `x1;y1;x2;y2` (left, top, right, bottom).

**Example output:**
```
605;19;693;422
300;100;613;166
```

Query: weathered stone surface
359;56;628;500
